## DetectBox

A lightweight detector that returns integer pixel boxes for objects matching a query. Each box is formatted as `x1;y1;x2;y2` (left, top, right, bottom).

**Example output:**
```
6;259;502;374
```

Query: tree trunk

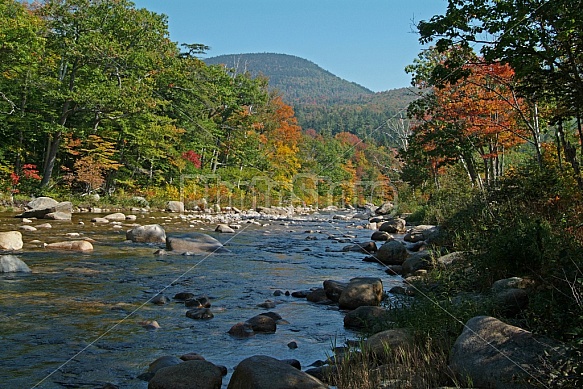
40;131;62;187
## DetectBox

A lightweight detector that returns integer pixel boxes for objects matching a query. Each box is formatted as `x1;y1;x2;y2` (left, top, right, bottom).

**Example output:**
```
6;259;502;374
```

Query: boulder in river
370;231;392;241
166;233;228;254
148;360;223;389
227;355;328;389
323;280;347;303
341;241;377;254
126;224;166;244
166;201;184;213
378;218;406;233
215;224;235;233
104;212;126;221
44;211;72;221
0;255;31;273
45;240;93;252
228;322;255;338
338;277;384;310
16;197;72;220
375;240;408;265
0;231;23;251
245;314;277;333
186;308;214;320
374;201;395;216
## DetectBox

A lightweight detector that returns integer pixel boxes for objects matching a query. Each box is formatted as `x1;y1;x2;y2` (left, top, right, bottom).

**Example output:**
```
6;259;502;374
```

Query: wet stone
186;308;214;320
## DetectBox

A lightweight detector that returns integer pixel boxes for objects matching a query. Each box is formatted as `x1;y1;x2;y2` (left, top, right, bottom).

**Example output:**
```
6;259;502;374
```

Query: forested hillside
205;53;420;146
204;53;373;103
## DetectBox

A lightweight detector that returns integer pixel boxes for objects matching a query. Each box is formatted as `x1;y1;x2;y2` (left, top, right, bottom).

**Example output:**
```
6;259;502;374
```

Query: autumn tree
416;0;583;185
405;50;529;188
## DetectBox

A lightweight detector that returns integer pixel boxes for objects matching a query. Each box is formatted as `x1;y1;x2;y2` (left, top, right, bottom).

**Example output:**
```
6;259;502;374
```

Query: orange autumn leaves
258;96;302;183
411;60;529;185
440;62;526;153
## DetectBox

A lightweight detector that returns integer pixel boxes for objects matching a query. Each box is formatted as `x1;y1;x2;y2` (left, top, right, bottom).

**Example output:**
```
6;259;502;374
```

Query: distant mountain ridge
204;53;373;103
204;52;419;145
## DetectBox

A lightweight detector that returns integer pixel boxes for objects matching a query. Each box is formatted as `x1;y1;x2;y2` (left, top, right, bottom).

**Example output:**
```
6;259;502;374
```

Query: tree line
0;0;396;207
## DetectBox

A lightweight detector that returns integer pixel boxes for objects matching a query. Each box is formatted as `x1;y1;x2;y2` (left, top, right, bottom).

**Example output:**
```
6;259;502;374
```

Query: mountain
204;53;420;146
204;53;373;104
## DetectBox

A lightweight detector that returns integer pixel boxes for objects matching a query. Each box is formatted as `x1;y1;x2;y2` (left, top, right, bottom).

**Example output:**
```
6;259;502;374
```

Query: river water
0;210;402;388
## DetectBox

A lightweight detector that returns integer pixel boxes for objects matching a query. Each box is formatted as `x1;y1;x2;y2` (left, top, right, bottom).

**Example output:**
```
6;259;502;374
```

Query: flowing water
0;211;402;388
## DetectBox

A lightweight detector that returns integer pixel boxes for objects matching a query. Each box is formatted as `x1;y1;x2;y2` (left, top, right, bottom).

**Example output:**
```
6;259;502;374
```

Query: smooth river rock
0;255;31;273
126;224;166;244
45;240;93;252
338;277;383;310
0;231;23;251
227;355;328;389
166;233;227;254
374;240;408;265
148;360;222;389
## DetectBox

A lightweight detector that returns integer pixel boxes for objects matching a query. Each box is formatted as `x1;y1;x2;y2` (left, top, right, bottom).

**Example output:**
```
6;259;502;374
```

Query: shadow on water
0;211;402;388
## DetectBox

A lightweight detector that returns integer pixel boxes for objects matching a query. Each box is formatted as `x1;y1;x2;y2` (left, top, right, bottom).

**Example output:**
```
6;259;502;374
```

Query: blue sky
132;0;448;92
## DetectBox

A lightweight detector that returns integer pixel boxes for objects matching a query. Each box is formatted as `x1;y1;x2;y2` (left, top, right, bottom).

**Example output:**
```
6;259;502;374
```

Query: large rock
401;251;434;275
166;201;185;213
338;277;383;310
363;328;414;360
343;306;392;332
436;251;466;267
0;231;23;251
0;255;31;273
227;355;328;389
450;316;560;388
215;224;235;233
148;360;222;389
16;198;72;220
245;314;277;333
104;212;126;221
378;218;406;233
126;224;166;244
323;280;347;303
374;201;394;215
403;225;444;244
45;240;93;252
166;233;227;254
370;231;392;241
374;240;408;265
27;197;58;210
44;211;72;221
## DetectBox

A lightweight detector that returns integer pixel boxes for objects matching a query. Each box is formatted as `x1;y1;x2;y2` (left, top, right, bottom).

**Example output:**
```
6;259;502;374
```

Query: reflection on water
0;212;401;388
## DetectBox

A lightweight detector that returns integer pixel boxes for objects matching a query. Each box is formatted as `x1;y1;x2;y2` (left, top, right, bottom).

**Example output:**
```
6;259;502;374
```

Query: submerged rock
0;255;31;273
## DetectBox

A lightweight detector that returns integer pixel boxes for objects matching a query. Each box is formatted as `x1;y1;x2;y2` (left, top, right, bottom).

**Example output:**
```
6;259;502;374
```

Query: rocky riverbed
0;200;407;388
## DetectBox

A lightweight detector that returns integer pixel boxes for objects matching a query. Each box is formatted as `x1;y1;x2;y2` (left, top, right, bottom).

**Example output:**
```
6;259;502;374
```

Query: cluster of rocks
142;354;327;389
